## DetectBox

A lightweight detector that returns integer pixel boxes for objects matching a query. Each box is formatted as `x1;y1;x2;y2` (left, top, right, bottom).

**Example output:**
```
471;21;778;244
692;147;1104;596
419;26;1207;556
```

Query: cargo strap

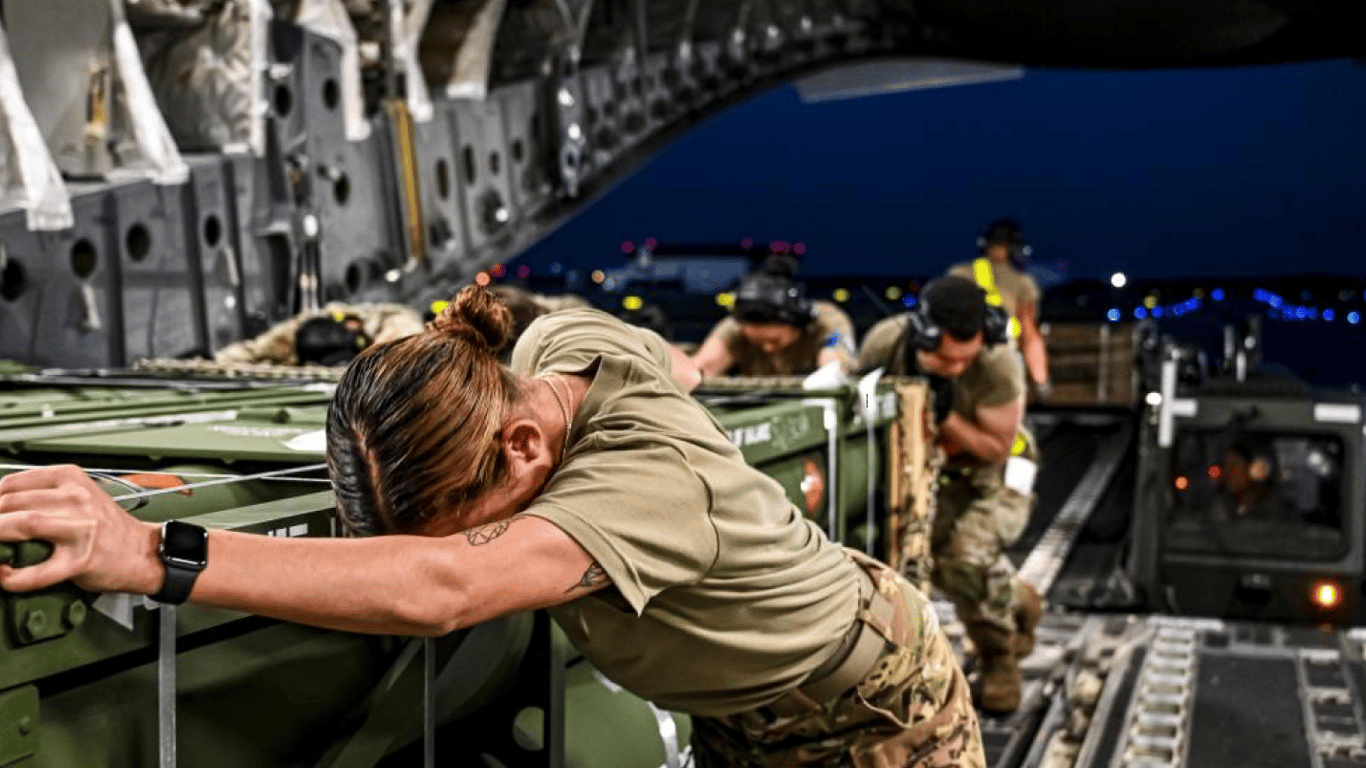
158;605;177;768
972;258;1022;339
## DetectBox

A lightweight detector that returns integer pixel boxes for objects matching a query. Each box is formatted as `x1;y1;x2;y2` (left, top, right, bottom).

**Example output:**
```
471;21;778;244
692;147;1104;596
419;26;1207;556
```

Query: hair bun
428;284;513;351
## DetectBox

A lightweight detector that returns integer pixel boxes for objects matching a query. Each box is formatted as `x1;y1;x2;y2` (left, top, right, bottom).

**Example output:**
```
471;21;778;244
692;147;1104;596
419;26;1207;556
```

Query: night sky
517;58;1366;283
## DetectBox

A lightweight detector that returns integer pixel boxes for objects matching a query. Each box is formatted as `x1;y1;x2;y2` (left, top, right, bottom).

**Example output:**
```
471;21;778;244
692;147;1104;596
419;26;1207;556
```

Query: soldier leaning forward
858;276;1044;715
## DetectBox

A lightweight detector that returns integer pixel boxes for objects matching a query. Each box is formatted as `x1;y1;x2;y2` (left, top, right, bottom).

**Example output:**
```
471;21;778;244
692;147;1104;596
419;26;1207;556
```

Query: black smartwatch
150;520;208;605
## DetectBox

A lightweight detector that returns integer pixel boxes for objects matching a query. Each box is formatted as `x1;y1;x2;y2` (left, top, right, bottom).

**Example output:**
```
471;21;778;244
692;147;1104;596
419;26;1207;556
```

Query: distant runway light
832;288;850;303
557;88;575;108
517;265;531;279
793;242;806;255
385;269;401;283
1350;312;1361;325
621;240;634;254
475;271;491;287
1107;308;1121;322
885;286;902;301
740;237;754;249
1145;392;1162;407
716;292;734;308
1133;307;1147;319
1324;309;1335;321
1110;272;1127;289
1211;288;1226;301
623;295;643;311
591;269;605;284
645;237;658;250
567;123;582;141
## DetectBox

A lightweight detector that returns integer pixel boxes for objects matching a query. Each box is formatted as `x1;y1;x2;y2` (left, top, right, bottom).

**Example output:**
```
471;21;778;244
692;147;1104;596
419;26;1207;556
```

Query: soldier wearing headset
949;218;1051;398
857;275;1043;715
691;254;857;378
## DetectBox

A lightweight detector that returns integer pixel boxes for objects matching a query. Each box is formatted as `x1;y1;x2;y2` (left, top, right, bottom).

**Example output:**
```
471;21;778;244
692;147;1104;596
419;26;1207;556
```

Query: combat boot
976;652;1022;714
1013;581;1043;658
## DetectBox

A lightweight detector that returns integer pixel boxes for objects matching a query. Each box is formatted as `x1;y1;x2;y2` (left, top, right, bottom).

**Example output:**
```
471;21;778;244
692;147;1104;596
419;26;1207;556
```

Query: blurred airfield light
1110;272;1127;288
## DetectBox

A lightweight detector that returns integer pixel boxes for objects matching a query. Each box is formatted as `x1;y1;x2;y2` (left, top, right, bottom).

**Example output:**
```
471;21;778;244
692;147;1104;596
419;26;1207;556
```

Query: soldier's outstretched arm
0;465;608;636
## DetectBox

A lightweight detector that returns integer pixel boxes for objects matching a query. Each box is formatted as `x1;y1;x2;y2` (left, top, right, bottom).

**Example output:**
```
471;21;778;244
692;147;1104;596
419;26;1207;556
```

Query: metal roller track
1018;424;1133;597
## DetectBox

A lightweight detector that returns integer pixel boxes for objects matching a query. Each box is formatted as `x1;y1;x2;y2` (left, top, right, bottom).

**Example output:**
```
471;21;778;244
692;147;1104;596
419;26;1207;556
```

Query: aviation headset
976;218;1033;262
732;257;817;327
904;285;1011;354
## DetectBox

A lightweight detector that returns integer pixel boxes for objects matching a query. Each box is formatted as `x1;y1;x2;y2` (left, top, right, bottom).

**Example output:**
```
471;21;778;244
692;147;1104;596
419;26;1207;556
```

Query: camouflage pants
690;555;986;768
929;467;1033;643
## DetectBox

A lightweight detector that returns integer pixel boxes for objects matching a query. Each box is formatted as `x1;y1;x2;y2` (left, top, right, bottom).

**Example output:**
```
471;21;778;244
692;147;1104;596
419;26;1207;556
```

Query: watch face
162;521;208;569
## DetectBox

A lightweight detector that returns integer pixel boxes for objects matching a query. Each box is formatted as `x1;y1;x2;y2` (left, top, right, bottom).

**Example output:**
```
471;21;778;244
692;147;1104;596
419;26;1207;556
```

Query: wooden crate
1041;322;1142;407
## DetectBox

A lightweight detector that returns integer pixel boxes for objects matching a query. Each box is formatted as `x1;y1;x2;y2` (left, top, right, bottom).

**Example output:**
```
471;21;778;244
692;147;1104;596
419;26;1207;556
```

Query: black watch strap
151;520;208;605
150;563;201;605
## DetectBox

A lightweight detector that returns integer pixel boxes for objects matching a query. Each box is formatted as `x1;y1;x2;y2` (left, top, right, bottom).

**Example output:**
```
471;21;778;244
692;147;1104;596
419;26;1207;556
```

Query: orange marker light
1175;476;1189;491
1312;581;1342;610
474;271;491;287
1208;465;1222;480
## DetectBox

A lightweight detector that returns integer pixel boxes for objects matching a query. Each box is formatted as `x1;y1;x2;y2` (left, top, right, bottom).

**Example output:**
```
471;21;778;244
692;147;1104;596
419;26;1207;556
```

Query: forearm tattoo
566;561;610;592
465;519;514;546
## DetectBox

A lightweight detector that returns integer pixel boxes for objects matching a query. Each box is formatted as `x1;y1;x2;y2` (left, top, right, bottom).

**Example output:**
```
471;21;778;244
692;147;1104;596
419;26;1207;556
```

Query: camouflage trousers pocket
844;611;985;768
994;487;1032;545
846;664;984;768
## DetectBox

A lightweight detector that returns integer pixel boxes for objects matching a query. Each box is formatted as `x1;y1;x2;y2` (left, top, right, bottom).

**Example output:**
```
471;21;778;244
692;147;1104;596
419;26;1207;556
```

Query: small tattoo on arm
465;519;514;546
566;561;610;592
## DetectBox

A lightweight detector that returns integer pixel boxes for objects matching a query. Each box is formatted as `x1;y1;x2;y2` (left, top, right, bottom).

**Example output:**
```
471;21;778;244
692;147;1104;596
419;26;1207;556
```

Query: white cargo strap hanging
858;369;885;556
158;604;178;768
398;0;436;122
0;24;72;230
109;0;189;184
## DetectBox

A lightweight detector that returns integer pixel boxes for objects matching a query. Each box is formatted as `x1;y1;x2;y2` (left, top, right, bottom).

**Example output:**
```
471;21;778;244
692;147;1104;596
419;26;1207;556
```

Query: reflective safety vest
971;258;1022;340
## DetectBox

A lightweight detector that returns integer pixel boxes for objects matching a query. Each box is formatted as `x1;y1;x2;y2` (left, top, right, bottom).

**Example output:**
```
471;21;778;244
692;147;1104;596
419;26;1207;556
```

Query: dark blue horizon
516;58;1366;283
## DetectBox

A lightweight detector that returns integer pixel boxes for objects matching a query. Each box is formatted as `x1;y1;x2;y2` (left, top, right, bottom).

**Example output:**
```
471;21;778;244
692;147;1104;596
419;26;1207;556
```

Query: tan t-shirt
510;309;859;716
949;259;1041;320
702;300;856;376
858;313;1030;472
